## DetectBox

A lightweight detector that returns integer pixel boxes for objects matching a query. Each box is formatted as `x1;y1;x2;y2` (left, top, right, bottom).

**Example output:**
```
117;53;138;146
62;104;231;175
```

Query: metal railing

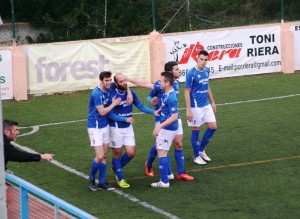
5;173;97;219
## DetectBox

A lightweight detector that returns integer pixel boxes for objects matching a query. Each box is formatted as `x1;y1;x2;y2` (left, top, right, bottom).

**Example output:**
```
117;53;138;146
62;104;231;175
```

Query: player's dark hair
198;50;209;57
161;71;175;85
164;61;178;72
3;120;18;131
99;71;112;81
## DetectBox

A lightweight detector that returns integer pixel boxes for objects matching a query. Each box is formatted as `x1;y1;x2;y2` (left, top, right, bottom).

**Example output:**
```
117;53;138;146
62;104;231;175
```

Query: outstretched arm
108;111;135;124
128;78;154;90
6;145;53;163
147;90;158;106
135;102;154;114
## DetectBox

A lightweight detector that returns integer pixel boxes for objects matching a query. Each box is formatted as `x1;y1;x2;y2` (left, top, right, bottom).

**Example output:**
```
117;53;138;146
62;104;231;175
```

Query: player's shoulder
91;86;101;95
187;66;197;75
169;90;177;99
204;66;210;72
172;80;180;89
173;79;180;85
153;80;161;91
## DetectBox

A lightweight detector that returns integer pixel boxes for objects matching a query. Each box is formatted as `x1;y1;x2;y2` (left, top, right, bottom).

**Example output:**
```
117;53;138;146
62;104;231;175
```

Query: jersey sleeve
148;89;156;98
147;90;156;105
168;95;178;115
133;90;154;114
153;80;161;92
185;69;193;89
93;89;104;107
108;110;127;122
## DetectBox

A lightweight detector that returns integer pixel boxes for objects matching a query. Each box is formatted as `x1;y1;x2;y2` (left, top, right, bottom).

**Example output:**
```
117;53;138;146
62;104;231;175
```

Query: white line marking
18;126;40;137
11;142;180;219
216;94;300;106
19;94;300;129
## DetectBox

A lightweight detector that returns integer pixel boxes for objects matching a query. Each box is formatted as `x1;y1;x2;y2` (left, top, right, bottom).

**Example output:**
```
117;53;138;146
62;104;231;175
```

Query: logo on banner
170;41;187;62
0;54;5;83
178;42;205;64
170;41;242;64
35;55;108;83
247;34;279;57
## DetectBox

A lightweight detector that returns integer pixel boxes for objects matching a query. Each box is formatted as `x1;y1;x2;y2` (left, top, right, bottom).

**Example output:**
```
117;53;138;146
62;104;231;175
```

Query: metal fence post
281;0;284;23
20;186;29;219
152;0;156;30
10;0;16;45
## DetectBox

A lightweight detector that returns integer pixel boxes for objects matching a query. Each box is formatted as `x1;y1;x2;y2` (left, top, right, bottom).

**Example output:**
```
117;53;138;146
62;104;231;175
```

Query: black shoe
98;182;115;191
89;178;97;191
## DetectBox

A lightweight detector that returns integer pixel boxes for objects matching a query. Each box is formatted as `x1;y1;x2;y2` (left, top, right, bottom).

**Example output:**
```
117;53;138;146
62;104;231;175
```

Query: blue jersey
173;79;180;98
149;79;181;122
109;89;154;128
185;66;210;108
87;86;111;128
159;89;178;131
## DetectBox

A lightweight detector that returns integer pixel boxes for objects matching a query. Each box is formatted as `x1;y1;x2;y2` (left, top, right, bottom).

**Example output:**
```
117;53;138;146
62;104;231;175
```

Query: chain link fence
1;0;300;46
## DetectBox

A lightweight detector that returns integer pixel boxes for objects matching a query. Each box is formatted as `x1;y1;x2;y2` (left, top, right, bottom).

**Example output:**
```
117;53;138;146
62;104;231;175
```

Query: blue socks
90;159;108;184
147;145;173;175
191;130;200;158
89;159;99;180
112;153;132;181
98;163;107;184
199;128;216;152
121;153;132;168
112;157;123;181
146;145;157;168
158;157;169;183
174;149;184;175
167;155;172;175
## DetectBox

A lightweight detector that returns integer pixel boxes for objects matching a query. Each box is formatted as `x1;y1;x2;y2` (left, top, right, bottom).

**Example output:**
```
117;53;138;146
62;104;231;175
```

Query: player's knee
112;149;122;158
95;157;102;163
173;141;182;150
127;151;136;158
208;123;217;129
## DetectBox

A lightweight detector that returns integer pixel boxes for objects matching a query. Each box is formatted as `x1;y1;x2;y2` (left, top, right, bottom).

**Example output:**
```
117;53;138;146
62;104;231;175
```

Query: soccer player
87;71;125;191
3;120;54;172
184;50;217;165
109;73;154;189
128;61;194;181
151;71;179;188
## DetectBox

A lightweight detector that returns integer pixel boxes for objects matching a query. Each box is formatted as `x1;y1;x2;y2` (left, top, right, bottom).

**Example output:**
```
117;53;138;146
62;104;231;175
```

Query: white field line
19;94;300;130
11;142;180;219
14;93;300;218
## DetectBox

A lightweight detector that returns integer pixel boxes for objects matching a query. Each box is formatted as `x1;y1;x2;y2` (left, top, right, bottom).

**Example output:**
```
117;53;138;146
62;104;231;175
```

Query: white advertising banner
26;39;150;94
290;24;300;70
0;50;13;100
163;25;281;81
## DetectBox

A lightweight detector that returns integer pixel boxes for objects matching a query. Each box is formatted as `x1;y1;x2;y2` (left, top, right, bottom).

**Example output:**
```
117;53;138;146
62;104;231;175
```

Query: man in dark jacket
3;120;54;171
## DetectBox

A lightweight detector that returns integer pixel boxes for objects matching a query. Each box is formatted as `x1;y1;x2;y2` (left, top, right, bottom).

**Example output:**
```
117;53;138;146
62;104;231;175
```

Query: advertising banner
0;50;13;100
290;24;300;70
163;25;281;81
26;39;150;94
